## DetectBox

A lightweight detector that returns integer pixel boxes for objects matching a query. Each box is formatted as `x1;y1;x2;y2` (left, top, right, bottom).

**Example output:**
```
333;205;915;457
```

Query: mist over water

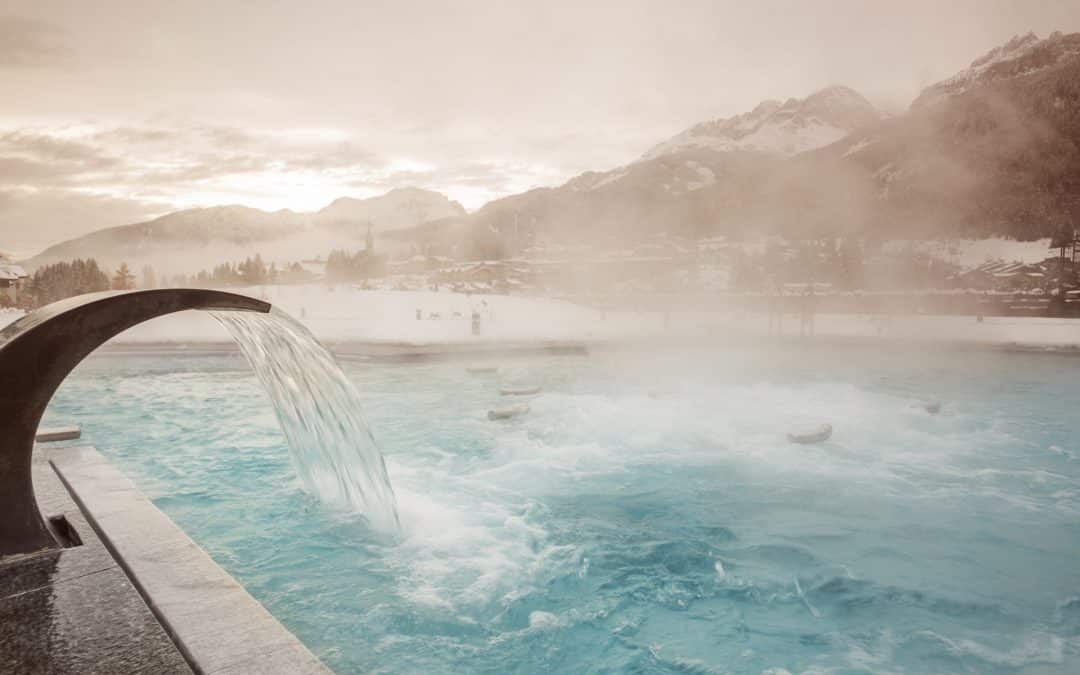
211;307;400;532
43;344;1080;673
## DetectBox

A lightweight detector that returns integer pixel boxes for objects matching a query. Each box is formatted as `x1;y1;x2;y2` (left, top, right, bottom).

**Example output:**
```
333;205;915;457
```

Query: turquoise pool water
46;344;1080;674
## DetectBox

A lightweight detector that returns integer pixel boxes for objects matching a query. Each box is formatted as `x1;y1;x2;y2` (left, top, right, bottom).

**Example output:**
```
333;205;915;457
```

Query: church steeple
365;223;374;254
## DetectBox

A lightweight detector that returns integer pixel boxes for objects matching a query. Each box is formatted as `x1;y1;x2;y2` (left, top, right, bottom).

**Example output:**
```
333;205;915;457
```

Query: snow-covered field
0;287;664;345
6;285;1080;350
110;285;649;344
883;237;1054;266
749;313;1080;348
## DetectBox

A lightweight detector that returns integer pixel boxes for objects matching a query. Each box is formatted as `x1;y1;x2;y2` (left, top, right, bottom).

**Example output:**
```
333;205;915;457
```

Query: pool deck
0;444;330;674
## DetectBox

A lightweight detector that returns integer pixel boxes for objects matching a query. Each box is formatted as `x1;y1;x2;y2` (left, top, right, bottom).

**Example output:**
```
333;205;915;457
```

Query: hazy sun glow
3;1;1079;254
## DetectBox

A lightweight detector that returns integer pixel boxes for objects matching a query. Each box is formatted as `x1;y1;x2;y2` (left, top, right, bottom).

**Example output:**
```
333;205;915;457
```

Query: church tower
365;223;374;254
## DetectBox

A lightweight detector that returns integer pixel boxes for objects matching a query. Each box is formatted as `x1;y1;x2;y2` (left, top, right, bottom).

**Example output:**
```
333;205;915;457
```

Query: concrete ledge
51;447;330;675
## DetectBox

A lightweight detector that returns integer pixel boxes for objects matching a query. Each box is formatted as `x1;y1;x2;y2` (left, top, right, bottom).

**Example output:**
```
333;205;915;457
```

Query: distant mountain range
642;85;881;160
460;30;1080;250
27;188;464;272
813;30;1080;237
453;86;886;254
314;189;466;232
22;31;1080;271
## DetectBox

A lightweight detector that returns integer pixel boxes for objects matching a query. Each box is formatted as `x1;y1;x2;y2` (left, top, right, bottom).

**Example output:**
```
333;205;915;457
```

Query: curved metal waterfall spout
0;289;271;557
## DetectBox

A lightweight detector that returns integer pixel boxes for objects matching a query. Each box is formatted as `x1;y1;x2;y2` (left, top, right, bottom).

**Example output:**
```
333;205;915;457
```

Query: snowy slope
643;86;880;160
316;187;466;233
911;31;1080;109
14;285;1078;351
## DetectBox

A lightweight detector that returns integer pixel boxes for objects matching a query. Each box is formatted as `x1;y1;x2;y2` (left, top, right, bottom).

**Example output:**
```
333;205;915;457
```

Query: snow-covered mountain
26;187;463;272
456;86;881;247
499;86;880;213
911;31;1080;109
23;31;1080;271
466;31;1080;248
774;30;1080;238
315;187;465;233
642;85;881;160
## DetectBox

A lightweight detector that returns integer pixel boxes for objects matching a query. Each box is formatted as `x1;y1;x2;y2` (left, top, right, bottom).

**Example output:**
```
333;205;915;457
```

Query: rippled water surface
45;344;1080;674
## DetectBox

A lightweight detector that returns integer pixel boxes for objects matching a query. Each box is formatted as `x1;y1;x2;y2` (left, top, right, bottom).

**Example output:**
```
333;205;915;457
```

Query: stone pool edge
50;446;331;675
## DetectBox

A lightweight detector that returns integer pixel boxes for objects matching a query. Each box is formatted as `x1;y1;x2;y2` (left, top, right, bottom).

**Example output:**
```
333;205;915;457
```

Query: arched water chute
0;289;270;556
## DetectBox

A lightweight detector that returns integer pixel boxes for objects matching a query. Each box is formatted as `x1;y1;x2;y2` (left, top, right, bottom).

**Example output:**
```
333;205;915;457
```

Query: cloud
1;123;381;194
0;15;71;67
0;131;109;163
0;114;694;255
0;120;544;228
348;160;556;199
0;131;122;188
0;120;532;252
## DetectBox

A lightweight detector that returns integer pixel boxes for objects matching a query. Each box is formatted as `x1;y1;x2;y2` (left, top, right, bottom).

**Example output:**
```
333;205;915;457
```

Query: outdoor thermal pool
43;343;1080;674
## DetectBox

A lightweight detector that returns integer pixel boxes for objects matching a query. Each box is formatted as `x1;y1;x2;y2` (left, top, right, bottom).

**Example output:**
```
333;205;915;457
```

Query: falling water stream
211;307;400;532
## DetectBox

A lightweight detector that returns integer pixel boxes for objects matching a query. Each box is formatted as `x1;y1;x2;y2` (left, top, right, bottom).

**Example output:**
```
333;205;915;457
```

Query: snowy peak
643;85;880;160
316;187;466;232
971;31;1041;71
135;205;304;242
797;86;882;131
911;31;1080;109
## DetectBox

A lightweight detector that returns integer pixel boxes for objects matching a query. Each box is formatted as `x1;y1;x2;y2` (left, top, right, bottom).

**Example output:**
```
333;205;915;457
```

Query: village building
954;260;1054;292
437;260;531;293
386;255;453;276
0;261;28;305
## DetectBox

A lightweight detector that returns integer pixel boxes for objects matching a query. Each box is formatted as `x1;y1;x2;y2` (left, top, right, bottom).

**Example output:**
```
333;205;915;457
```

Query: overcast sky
1;0;1079;256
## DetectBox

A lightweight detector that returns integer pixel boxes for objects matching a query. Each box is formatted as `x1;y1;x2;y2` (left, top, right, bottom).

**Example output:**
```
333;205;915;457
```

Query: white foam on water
906;630;1065;668
515;379;1012;501
714;560;726;579
794;577;821;618
384;456;576;612
355;365;1076;621
52;345;1080;672
527;611;561;630
1050;445;1077;460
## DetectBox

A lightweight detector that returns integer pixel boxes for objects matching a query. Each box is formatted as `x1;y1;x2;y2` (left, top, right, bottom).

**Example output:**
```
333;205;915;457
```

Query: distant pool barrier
919;401;942;414
500;385;543;396
787;423;833;445
488;403;530;420
35;425;81;443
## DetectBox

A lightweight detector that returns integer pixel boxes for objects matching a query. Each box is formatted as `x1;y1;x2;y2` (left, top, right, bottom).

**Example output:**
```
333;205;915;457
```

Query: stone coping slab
2;445;192;674
51;446;331;675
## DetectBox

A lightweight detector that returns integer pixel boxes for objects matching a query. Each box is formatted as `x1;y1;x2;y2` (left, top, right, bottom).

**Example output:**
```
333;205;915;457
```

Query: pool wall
49;445;330;674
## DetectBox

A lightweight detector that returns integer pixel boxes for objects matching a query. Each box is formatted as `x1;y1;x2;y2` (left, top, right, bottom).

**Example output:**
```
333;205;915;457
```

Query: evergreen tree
25;258;111;307
112;263;135;290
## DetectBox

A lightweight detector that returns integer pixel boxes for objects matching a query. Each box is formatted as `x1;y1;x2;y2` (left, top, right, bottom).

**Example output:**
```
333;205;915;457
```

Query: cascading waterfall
212;307;400;532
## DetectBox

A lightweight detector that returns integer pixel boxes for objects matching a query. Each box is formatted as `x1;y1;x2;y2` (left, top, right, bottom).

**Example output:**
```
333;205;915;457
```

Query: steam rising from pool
41;346;1080;672
212;307;400;531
